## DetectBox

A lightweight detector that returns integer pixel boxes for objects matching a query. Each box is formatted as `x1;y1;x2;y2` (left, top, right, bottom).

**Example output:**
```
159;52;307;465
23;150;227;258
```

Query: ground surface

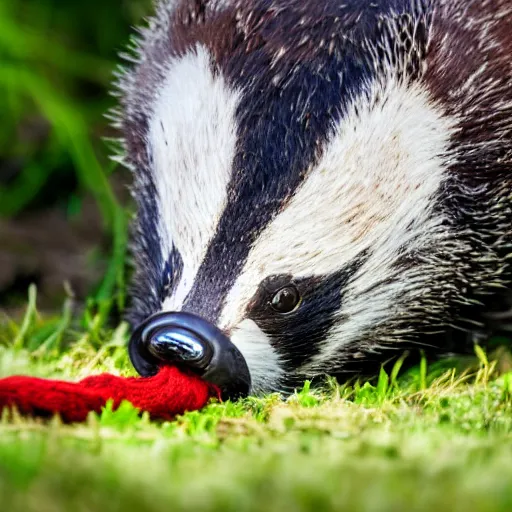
1;297;512;512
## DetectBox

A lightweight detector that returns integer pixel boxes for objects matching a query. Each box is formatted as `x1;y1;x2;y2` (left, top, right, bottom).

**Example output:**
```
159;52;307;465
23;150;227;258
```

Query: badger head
115;0;512;396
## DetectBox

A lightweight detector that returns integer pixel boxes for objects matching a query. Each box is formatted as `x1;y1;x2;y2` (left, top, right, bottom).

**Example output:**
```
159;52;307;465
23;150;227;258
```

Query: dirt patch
0;195;108;314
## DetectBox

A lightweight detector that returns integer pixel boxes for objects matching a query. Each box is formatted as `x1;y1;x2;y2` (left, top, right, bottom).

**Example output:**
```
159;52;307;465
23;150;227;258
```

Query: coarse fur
113;0;512;393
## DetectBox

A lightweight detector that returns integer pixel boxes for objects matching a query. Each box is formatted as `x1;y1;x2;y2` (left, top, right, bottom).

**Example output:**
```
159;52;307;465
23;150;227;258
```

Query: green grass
2;293;512;512
0;0;152;314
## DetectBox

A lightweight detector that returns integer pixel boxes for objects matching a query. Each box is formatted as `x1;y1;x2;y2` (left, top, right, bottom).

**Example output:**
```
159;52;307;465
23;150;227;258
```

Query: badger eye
270;286;301;314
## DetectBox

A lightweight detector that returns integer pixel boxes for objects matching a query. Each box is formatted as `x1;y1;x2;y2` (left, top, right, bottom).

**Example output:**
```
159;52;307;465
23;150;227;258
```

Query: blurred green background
0;0;153;320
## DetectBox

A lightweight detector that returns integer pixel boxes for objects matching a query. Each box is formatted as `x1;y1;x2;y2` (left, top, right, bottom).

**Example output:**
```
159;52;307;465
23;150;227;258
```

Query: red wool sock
0;366;220;423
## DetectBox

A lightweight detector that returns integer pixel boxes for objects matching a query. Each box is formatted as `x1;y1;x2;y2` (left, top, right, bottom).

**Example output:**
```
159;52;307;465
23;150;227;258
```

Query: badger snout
128;311;251;400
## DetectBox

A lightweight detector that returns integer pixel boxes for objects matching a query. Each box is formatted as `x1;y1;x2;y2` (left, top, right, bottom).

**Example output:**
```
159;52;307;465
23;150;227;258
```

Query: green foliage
0;0;153;315
0;288;132;380
2;308;512;511
0;289;512;511
2;297;512;507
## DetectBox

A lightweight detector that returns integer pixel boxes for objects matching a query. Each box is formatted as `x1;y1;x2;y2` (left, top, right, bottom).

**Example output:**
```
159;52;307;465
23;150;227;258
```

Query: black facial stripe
128;153;184;326
183;48;378;321
159;246;184;303
248;253;368;370
129;243;184;327
127;161;164;326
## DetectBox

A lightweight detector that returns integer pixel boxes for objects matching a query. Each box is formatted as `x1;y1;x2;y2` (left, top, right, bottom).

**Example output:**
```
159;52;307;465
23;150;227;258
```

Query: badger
113;0;512;398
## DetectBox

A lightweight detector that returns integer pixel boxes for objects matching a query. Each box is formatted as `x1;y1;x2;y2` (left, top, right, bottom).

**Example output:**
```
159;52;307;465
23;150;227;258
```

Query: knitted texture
0;366;219;423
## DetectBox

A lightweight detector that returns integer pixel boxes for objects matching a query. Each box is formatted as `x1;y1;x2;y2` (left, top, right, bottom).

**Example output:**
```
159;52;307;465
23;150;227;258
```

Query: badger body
116;0;512;393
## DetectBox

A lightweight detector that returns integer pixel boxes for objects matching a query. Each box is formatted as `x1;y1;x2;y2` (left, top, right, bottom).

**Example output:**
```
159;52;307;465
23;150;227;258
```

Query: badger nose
128;312;251;401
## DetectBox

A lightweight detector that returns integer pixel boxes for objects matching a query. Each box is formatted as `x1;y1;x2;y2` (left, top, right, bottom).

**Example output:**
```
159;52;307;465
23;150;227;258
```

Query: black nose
128;312;251;401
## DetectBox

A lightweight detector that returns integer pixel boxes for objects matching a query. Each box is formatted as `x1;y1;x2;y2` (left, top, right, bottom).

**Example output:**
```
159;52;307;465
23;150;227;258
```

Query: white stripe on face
148;45;241;311
230;319;286;394
220;78;457;377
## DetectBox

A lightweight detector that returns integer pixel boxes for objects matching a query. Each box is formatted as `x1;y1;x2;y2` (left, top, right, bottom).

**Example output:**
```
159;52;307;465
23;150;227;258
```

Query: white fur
220;78;458;381
148;46;241;311
230;319;286;394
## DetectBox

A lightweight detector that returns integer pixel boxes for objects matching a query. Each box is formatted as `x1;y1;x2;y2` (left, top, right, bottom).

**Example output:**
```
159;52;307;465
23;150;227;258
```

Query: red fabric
0;366;220;423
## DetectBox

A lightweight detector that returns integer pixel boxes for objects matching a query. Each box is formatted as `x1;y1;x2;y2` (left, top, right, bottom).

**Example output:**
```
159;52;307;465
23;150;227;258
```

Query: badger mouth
128;311;251;401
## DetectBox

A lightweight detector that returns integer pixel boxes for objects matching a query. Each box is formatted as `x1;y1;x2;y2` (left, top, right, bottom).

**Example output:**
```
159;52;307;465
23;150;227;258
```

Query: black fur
248;253;368;370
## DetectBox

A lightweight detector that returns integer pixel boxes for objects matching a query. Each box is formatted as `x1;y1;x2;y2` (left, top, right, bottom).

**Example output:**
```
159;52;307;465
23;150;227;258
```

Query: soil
0;196;106;314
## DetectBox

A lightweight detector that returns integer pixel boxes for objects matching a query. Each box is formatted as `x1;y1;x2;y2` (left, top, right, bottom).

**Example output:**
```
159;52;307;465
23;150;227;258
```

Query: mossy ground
2;292;512;512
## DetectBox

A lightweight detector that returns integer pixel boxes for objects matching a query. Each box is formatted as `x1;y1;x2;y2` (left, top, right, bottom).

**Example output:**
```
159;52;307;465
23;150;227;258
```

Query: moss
1;296;512;512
